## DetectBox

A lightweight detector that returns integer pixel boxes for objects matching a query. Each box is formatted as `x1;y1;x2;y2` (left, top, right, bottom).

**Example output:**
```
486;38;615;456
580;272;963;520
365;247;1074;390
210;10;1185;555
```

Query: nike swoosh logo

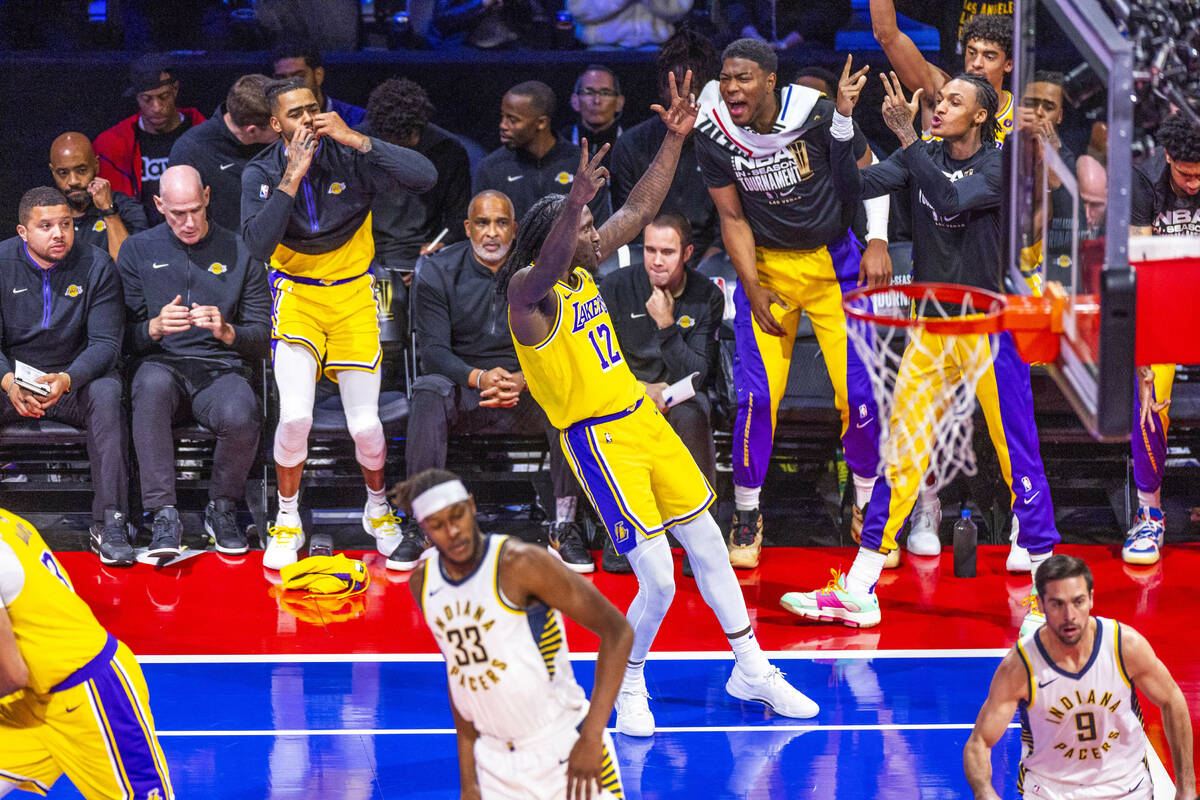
855;420;873;429
506;175;524;182
428;587;442;596
12;287;27;294
1038;678;1057;688
558;758;569;765
152;263;168;269
219;163;235;170
1025;491;1040;504
630;312;646;319
65;704;80;713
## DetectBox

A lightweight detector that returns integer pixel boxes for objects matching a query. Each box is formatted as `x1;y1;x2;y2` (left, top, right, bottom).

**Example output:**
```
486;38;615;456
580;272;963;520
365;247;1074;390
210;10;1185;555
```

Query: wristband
95;206;118;218
864;149;890;244
831;111;855;142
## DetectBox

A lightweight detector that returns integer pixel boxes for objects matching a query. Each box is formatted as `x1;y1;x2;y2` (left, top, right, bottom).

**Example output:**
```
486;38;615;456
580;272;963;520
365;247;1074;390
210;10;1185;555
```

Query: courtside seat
310;388;410;435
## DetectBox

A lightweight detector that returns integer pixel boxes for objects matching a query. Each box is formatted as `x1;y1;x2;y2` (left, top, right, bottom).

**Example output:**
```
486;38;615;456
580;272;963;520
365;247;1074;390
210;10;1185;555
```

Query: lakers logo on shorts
209;262;227;275
613;521;630;544
64;284;82;298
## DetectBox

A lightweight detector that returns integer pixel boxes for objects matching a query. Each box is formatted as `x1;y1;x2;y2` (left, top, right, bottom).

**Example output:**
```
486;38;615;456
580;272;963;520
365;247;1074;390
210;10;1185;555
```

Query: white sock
852;473;876;509
1030;549;1053;587
556;496;577;524
846;547;887;595
729;630;771;677
366;486;388;515
917;479;939;509
622;660;646;693
734;485;760;512
277;492;299;525
1136;489;1161;511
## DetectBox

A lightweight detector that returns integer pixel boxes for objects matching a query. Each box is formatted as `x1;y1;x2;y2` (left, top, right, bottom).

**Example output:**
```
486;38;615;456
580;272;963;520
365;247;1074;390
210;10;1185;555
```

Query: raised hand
880;71;922;147
312;111;362;149
87;177;114;212
651;69;699;137
282;126;317;190
568;139;610;207
837;54;870;117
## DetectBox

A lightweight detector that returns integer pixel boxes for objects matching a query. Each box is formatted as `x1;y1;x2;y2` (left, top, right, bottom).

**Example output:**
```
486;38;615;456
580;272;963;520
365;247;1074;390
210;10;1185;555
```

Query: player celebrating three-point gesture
499;69;819;739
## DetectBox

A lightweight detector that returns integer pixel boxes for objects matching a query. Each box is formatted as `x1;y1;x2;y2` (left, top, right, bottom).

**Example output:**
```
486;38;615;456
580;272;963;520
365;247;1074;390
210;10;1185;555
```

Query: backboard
1009;0;1136;441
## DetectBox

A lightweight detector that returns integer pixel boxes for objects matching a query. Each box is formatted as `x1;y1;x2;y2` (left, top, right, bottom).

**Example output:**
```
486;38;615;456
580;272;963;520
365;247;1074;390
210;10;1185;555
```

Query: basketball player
241;78;438;570
0;510;173;799
695;38;892;569
964;554;1196;800
871;3;1016;142
781;62;1059;634
1124;112;1200;566
395;469;631;800
500;70;819;738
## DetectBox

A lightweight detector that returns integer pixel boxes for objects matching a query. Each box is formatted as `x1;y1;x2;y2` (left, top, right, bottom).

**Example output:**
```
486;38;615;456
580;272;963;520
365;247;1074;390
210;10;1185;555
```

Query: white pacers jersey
1016;617;1151;795
421;534;587;743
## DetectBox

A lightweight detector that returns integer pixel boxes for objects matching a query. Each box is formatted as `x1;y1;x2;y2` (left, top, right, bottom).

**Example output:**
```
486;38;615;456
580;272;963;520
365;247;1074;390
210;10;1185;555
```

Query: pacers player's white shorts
1022;768;1153;800
474;717;624;800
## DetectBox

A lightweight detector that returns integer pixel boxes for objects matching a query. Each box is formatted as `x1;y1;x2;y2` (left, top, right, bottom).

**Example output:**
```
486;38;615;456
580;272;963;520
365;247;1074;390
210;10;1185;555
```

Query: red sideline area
60;543;1199;781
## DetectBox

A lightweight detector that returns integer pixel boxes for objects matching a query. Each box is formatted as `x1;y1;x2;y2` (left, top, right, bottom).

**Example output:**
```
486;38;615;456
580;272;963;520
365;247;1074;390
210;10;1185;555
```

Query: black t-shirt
1131;151;1200;236
136;116;194;223
695;95;867;251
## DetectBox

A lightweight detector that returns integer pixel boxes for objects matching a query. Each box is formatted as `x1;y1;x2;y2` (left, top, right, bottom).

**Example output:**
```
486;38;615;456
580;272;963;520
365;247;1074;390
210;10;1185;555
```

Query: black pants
131;362;261;509
0;371;128;523
405;373;578;499
665;393;717;488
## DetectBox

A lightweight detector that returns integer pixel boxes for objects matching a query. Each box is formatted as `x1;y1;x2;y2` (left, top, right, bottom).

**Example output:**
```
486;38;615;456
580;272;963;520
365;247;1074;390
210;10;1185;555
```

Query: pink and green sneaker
780;569;882;628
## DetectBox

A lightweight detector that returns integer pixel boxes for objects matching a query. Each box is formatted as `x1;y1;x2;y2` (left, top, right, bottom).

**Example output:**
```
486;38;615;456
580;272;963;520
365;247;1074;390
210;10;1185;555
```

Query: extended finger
841;53;853;81
679;68;693;100
578;141;590;173
910;87;924;109
879;72;896;100
667;69;678;101
587;143;611;171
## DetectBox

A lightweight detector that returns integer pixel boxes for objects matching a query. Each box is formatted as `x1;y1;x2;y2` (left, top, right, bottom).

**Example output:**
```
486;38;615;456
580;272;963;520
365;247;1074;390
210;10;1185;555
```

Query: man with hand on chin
0;187;128;565
49;132;147;261
117;165;270;562
241;77;438;571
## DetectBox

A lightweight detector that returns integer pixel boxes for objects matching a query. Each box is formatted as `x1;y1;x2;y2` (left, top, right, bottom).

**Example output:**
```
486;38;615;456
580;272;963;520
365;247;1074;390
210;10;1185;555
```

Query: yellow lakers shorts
0;636;173;799
560;396;714;554
270;271;381;381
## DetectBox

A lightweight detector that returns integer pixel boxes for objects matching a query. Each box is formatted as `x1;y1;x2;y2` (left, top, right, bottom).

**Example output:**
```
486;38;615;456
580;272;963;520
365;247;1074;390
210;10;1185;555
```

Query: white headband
411;479;470;522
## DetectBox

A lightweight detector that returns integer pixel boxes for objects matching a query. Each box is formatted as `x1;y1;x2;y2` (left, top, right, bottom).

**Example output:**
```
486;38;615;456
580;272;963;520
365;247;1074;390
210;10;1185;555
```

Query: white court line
158;722;1012;737
137;649;1009;664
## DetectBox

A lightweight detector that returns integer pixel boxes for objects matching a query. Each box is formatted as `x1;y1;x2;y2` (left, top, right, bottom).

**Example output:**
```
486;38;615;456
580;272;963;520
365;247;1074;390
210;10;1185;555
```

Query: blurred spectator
0;0;87;51
168;74;279;234
1077;154;1106;236
398;190;592;572
271;41;365;127
598;213;722;484
94;55;207;227
49;132;147;261
1023;71;1077;287
568;0;692;49
794;66;838;97
0;187;129;565
891;0;1012;74
361;78;470;273
117;166;270;561
610;28;721;258
562;65;625;169
720;0;851;50
433;0;547;48
255;0;360;52
473;81;609;223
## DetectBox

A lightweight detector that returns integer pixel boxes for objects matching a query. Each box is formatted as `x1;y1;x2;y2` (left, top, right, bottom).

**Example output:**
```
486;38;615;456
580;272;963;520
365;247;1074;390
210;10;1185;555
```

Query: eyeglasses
575;88;619;99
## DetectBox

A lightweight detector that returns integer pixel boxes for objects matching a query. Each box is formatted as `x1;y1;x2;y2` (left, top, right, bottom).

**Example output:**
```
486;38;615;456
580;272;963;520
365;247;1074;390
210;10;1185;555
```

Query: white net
846;285;1006;492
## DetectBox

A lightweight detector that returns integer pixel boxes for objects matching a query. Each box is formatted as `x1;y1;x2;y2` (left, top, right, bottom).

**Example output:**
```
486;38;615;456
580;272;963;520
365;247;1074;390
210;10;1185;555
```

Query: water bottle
309;532;333;558
952;509;977;578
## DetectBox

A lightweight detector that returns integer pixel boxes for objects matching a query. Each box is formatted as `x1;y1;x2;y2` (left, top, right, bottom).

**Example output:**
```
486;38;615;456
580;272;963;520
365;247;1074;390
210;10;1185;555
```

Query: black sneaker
146;506;183;560
600;529;632;573
549;521;595;574
386;518;429;571
205;498;248;555
90;508;134;567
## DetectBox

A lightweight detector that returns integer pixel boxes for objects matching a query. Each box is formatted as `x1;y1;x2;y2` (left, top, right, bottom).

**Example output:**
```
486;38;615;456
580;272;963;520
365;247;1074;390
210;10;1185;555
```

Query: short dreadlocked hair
496;195;567;298
952;72;1000;146
366;77;434;145
656;27;718;101
961;14;1013;60
1157;113;1200;163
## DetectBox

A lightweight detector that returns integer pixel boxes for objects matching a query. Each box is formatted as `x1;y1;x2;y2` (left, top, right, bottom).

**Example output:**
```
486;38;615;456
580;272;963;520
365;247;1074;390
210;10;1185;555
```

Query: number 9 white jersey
420;534;588;743
1015;617;1152;796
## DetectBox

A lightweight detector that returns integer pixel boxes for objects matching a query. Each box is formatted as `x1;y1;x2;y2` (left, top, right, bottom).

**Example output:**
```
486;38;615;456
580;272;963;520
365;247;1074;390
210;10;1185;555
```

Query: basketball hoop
844;282;1065;492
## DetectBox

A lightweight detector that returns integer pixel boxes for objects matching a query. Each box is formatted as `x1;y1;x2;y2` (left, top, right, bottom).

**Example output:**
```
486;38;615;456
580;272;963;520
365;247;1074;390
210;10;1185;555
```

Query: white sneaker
363;503;403;557
1006;516;1031;572
1019;592;1045;639
263;519;305;570
725;663;819;719
906;496;942;556
615;688;655;737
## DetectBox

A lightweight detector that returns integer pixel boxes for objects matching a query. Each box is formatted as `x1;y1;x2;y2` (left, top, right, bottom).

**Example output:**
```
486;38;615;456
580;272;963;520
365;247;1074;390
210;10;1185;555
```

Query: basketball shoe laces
1021;593;1043;616
818;568;844;595
367;512;403;531
268;523;302;546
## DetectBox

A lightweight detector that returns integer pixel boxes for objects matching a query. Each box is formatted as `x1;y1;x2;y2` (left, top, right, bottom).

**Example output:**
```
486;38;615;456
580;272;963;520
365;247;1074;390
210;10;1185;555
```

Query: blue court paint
37;657;1034;799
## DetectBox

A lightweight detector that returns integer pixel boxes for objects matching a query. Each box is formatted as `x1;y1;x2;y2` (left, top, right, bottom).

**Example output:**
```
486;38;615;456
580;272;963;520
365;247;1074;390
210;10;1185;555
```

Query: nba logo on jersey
858;404;868;418
614;521;630;544
259;184;269;200
1022;476;1032;492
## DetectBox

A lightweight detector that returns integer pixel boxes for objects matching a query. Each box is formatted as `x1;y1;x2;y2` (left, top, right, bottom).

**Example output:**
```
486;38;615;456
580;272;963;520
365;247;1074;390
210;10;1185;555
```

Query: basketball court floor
37;541;1196;798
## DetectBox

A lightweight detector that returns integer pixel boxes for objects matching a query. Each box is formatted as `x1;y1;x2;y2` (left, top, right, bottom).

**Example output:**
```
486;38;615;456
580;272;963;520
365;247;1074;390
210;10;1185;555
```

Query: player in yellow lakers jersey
393;468;632;800
500;70;819;739
0;510;172;799
241;78;438;571
965;555;1196;800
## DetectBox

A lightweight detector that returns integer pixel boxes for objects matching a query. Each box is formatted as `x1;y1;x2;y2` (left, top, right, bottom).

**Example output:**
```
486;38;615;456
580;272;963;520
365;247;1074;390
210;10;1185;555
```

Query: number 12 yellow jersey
511;267;643;429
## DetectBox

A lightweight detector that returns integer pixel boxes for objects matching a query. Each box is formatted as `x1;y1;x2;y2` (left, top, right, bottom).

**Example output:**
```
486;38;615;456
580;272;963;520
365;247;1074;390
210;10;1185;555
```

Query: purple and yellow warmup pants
858;330;1060;556
1131;364;1174;496
732;231;880;489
